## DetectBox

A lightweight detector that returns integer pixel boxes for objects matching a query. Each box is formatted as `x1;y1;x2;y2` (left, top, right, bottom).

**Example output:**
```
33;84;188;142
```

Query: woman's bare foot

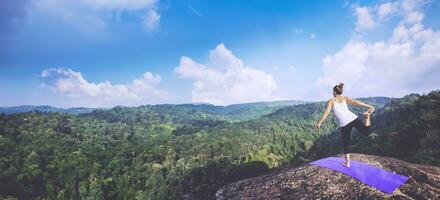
342;161;351;167
363;110;373;117
363;110;372;126
363;107;374;117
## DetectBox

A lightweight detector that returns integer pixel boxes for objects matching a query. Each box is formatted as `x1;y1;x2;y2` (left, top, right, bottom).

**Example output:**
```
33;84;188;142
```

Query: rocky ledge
216;153;440;200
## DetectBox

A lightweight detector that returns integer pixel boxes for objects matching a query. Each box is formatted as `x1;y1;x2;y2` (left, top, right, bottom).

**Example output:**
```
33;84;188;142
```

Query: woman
315;83;374;167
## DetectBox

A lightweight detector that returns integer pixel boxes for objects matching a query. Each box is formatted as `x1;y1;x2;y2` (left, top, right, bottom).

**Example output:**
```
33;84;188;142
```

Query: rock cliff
216;154;440;200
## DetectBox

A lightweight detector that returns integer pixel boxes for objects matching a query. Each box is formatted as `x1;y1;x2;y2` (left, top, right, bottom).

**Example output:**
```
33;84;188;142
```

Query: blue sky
1;0;440;107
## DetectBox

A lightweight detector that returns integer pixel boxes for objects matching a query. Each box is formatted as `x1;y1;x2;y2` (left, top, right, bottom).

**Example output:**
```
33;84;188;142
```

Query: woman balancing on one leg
315;83;374;167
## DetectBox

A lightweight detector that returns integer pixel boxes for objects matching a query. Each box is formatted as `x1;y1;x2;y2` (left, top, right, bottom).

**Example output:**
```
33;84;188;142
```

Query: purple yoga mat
310;157;409;194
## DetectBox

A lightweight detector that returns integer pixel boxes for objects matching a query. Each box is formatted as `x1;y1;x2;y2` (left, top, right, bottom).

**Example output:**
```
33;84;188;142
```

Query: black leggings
341;117;370;154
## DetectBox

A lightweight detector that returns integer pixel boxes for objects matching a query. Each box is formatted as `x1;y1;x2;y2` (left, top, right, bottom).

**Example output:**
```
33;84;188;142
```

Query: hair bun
338;83;344;89
333;83;344;95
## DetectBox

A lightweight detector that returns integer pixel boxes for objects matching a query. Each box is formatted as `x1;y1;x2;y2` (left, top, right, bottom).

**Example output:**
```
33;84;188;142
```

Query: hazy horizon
0;94;407;109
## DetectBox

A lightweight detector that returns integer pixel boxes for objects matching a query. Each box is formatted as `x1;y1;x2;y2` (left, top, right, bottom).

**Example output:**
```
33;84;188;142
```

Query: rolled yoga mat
310;157;409;194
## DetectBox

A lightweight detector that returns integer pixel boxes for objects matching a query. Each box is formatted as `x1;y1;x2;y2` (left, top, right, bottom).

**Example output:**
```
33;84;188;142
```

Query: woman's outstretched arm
345;96;374;112
316;100;333;129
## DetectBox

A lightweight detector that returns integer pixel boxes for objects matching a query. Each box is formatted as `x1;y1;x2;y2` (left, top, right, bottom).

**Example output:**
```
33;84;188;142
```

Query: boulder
216;154;440;200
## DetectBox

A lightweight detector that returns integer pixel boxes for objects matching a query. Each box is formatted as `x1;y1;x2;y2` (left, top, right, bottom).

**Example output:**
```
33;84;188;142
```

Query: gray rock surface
216;154;440;200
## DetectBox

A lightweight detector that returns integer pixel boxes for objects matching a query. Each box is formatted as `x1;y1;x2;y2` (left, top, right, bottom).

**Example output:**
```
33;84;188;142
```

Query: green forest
1;90;439;200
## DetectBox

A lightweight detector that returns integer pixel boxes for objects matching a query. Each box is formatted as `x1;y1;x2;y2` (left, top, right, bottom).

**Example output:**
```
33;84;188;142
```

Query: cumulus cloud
174;43;282;105
41;67;168;107
355;6;376;31
143;8;160;30
317;0;440;98
354;0;428;32
29;0;160;35
404;11;424;24
377;2;398;20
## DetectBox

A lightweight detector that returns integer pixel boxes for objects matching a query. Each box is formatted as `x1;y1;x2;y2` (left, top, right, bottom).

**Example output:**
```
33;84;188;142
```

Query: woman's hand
315;121;322;129
367;106;375;113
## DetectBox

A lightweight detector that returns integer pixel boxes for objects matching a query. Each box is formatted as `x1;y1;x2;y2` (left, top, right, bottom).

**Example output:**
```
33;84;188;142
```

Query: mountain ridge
0;105;104;115
0;97;392;115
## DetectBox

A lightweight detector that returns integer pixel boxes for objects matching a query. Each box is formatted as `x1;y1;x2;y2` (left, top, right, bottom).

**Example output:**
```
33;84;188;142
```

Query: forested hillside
0;100;307;199
0;100;307;121
1;92;439;200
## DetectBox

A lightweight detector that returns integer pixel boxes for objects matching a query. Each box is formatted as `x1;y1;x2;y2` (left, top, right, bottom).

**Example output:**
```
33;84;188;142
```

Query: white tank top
332;97;358;127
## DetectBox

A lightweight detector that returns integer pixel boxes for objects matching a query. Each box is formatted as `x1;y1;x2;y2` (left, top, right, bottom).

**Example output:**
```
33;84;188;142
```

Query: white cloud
404;11;424;24
378;2;397;19
401;0;426;12
41;67;168;107
355;6;376;31
30;0;160;35
174;43;282;105
143;8;160;30
316;0;440;98
309;33;316;39
355;0;428;32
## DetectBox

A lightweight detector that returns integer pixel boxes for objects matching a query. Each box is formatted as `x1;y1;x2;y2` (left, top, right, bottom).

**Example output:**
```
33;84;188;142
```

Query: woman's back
332;96;357;127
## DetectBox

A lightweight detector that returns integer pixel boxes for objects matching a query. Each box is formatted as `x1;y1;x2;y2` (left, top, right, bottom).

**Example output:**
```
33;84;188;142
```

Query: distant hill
0;105;103;115
0;100;307;118
80;100;310;124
